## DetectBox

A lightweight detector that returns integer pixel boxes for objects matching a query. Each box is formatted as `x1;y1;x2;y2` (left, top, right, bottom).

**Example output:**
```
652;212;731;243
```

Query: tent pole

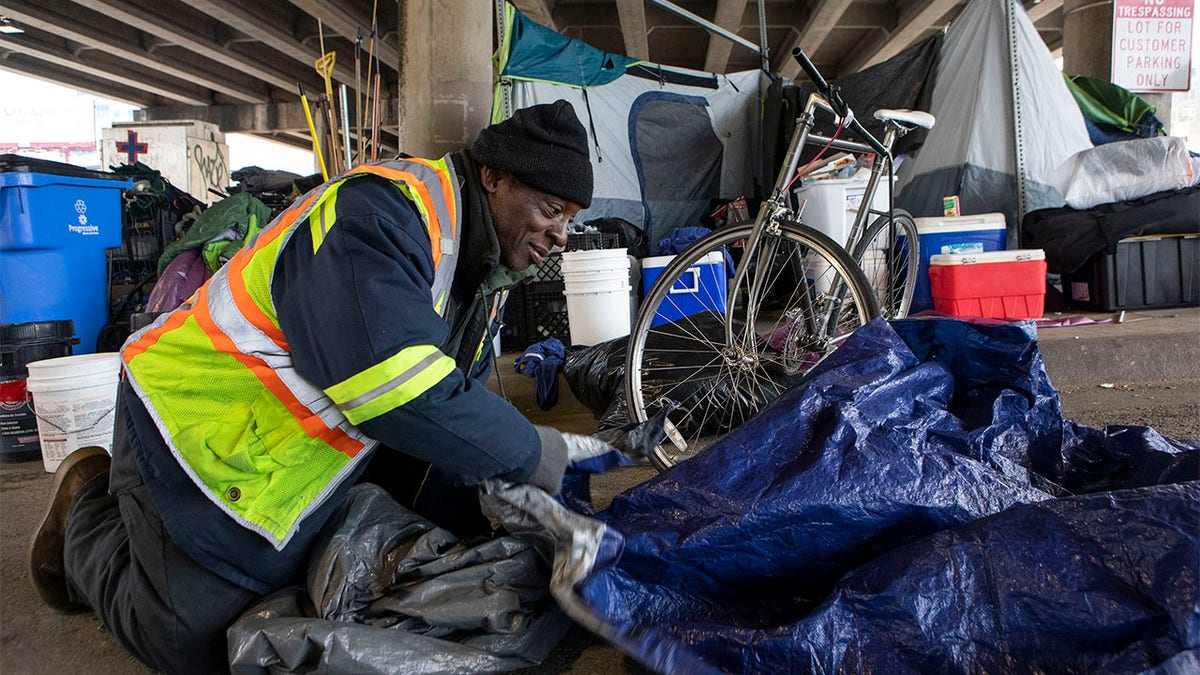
757;0;769;71
494;0;512;120
648;0;762;57
1006;0;1028;240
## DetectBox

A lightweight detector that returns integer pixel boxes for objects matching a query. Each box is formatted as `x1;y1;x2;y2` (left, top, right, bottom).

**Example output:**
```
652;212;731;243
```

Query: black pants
62;401;258;674
62;396;489;673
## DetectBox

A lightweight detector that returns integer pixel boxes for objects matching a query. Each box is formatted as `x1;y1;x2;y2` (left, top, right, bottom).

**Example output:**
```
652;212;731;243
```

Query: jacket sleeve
272;176;541;484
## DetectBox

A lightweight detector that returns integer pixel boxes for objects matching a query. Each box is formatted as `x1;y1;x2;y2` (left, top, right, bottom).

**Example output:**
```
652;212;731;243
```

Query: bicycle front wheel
626;221;879;470
852;209;920;320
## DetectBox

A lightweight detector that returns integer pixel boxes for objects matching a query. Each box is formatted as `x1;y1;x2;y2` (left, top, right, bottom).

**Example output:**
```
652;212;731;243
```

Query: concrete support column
396;1;493;157
1061;0;1172;125
1062;0;1114;77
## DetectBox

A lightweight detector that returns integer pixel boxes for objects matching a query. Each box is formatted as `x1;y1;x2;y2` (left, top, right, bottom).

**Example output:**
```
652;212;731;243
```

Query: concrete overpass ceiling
0;0;1065;146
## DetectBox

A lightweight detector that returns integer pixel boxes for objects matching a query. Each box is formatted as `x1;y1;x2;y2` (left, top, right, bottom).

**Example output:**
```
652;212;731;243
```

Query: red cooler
928;249;1046;319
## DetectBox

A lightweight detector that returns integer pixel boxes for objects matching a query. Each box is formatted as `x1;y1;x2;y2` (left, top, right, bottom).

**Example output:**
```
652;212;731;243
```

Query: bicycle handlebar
792;48;829;92
792;47;890;158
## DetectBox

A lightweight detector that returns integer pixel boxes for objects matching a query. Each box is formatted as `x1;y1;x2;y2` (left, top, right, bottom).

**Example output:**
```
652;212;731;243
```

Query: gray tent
494;3;763;247
896;0;1092;246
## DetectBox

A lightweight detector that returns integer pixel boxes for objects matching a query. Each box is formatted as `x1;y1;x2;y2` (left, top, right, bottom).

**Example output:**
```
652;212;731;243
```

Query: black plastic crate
499;281;570;351
567;232;621;251
531;253;563;282
1065;234;1199;311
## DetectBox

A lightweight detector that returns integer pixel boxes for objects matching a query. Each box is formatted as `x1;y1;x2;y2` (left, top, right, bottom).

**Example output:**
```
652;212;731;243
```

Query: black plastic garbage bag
519;318;1199;674
563;337;629;420
563;312;785;433
227;485;571;673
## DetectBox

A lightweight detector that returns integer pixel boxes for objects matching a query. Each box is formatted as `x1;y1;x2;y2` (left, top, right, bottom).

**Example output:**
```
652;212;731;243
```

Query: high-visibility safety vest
123;157;464;550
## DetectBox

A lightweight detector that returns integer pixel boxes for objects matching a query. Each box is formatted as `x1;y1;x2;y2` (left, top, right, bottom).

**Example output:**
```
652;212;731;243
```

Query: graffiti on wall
192;142;228;193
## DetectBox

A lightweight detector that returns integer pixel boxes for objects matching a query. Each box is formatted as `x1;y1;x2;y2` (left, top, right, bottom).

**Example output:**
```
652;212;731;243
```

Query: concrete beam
775;0;853;80
1062;0;1113;77
287;0;401;69
0;0;268;104
511;0;558;30
0;29;213;106
703;0;749;73
0;53;159;107
842;0;960;72
185;0;357;86
396;0;491;157
77;0;302;94
1026;0;1065;23
616;0;650;60
135;100;397;133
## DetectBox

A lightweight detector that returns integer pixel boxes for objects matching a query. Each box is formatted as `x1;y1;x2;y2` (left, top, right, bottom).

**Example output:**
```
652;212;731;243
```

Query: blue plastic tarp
521;318;1199;673
229;317;1198;673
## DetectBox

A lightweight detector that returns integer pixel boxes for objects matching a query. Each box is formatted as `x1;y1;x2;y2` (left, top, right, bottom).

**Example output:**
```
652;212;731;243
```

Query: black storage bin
567;232;621;251
1;320;78;463
1065;234;1199;311
499;281;570;352
530;253;564;283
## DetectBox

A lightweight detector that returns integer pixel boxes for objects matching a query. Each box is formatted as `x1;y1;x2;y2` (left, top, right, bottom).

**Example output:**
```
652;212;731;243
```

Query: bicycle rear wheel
852;209;920;320
626;221;879;470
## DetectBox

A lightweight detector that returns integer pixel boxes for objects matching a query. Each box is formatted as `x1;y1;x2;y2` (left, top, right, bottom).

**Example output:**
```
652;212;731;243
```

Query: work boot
28;446;111;612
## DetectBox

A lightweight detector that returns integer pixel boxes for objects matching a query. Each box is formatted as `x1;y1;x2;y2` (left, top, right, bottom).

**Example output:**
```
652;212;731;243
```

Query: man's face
480;166;579;270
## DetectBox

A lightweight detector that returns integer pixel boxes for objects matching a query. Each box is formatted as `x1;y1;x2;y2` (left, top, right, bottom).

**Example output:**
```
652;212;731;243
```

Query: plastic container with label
1;155;130;353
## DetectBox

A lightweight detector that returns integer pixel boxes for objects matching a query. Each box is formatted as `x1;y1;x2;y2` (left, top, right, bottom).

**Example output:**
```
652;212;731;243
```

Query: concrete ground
1;307;1196;673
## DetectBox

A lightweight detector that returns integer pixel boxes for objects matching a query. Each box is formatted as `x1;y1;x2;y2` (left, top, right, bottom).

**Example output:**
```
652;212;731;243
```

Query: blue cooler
641;252;727;327
1;156;130;354
912;213;1006;312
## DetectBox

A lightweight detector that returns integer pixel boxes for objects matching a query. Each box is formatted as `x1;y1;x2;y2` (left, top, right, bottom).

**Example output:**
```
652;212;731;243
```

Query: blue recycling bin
1;157;130;354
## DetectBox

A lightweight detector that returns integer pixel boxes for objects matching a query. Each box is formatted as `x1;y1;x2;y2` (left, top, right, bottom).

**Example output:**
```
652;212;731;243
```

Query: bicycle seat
874;109;936;129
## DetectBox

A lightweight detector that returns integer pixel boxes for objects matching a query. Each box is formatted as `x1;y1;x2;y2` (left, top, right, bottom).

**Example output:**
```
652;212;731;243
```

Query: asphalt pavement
1;306;1196;674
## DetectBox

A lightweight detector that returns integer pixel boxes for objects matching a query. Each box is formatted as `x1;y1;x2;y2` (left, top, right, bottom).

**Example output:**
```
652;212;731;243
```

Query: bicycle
625;48;936;470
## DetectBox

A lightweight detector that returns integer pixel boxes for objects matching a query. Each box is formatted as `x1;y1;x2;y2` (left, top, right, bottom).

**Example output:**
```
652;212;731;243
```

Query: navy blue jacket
129;152;541;593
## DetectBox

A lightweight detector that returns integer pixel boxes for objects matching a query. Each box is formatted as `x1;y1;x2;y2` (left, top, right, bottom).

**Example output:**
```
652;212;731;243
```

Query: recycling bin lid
0;154;128;182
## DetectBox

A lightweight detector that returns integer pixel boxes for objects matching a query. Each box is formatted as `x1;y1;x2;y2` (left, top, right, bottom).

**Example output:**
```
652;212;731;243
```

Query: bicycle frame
725;92;902;347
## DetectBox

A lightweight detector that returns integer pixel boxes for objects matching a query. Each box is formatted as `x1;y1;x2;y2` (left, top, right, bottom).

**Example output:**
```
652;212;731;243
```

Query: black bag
1022;186;1200;274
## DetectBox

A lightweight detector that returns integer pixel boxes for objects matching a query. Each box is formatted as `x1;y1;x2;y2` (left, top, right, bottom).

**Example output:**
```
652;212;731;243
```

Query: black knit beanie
469;100;593;208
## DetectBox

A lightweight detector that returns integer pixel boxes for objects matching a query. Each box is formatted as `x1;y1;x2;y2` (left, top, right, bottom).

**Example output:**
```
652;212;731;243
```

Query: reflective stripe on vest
122;156;465;549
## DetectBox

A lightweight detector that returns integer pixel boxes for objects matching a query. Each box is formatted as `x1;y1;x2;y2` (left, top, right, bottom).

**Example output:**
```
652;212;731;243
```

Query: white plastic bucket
561;249;632;345
560;248;630;276
859;250;889;299
25;353;121;473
